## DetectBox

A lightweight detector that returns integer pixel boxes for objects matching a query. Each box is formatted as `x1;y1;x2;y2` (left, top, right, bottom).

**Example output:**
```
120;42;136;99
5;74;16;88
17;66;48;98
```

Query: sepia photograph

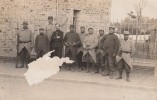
0;0;157;100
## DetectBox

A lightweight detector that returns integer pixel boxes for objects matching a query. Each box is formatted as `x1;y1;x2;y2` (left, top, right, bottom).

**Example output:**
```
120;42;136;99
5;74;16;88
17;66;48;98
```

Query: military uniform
63;31;81;64
102;32;120;77
35;34;50;58
116;31;135;82
45;24;55;40
96;35;105;73
83;33;98;73
50;30;63;58
18;28;34;67
77;32;86;70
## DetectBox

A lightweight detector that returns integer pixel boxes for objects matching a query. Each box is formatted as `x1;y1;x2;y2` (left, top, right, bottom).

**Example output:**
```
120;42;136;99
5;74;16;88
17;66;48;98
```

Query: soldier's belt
122;51;130;54
19;40;31;43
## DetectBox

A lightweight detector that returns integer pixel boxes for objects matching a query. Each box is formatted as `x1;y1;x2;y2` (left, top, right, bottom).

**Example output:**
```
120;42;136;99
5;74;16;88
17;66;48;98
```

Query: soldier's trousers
117;59;131;73
97;53;104;65
77;51;86;68
65;48;77;64
19;47;30;60
105;53;116;72
37;50;45;58
51;47;63;58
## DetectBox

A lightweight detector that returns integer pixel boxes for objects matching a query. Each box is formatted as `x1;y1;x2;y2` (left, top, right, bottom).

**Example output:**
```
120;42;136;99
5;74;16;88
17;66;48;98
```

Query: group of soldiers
17;16;135;82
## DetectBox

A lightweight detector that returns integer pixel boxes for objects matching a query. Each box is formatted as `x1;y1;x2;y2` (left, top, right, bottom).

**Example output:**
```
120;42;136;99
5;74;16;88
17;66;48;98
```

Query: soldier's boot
102;69;110;76
70;64;75;72
116;71;123;79
109;71;114;79
91;63;97;75
95;64;99;73
91;64;95;75
67;64;71;71
19;59;24;68
78;66;83;72
98;64;102;74
99;64;104;74
25;59;30;68
126;72;131;82
86;62;90;73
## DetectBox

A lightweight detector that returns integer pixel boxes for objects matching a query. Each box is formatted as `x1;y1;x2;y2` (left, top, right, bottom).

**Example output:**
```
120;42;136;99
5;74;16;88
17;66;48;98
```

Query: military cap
39;27;44;30
99;30;104;32
80;26;85;29
109;25;115;29
70;25;75;28
55;23;60;26
48;16;53;20
123;31;129;35
22;21;28;25
88;27;93;30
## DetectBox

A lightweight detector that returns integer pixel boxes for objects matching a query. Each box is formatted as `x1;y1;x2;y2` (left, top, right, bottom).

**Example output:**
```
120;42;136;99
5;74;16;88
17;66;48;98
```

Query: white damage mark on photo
24;51;74;86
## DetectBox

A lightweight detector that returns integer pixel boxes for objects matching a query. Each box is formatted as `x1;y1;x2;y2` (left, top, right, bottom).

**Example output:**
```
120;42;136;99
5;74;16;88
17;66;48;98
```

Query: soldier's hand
71;42;76;47
86;47;90;51
130;54;134;58
65;42;70;46
31;47;33;50
113;53;116;57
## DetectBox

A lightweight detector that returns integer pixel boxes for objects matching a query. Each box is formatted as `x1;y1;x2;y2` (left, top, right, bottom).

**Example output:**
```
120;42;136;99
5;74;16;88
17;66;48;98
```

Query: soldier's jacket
77;32;86;54
63;31;81;58
96;35;105;56
101;33;120;55
35;34;50;54
83;33;98;63
45;24;55;40
17;28;34;54
50;30;64;49
117;39;135;70
63;31;81;47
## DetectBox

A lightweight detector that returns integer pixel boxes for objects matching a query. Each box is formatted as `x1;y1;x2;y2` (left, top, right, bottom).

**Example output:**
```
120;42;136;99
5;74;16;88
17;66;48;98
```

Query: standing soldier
116;31;135;82
50;23;64;58
102;26;120;79
45;16;55;40
96;30;105;74
63;25;81;71
35;27;50;58
17;21;34;68
83;28;98;74
77;26;86;71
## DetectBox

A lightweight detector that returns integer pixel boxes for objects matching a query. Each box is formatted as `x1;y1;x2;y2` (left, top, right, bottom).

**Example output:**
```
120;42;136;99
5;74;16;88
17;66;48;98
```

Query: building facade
0;0;111;57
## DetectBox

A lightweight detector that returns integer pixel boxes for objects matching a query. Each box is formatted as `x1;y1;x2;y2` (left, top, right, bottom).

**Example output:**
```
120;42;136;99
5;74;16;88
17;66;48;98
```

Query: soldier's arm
46;35;50;51
101;35;106;49
100;35;105;49
50;32;55;41
115;35;120;55
74;34;81;46
82;41;87;50
30;31;34;48
60;31;64;45
16;31;20;45
130;40;135;57
63;33;68;46
50;32;55;48
45;27;47;36
34;36;38;53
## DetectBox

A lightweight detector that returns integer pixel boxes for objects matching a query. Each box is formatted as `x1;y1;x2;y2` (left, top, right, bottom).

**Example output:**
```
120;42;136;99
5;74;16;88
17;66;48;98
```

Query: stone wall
0;0;111;57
